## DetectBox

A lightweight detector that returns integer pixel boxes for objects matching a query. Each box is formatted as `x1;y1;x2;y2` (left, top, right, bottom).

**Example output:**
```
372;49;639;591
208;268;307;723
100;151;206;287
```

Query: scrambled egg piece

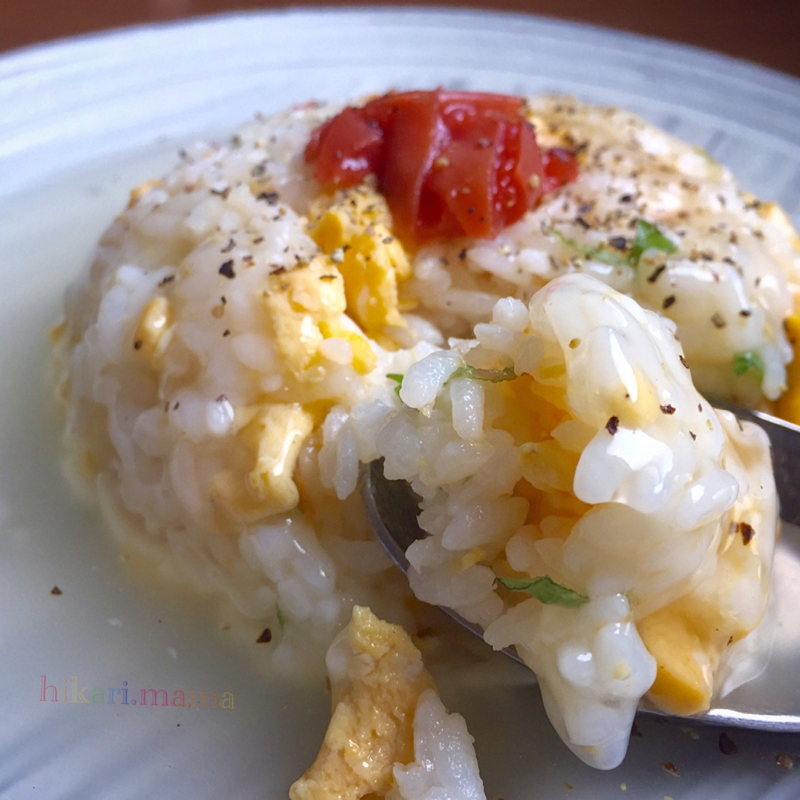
290;606;435;800
638;601;721;716
775;310;800;425
211;403;313;524
308;185;412;339
262;255;347;376
262;254;377;376
761;201;800;424
756;200;800;253
495;364;768;718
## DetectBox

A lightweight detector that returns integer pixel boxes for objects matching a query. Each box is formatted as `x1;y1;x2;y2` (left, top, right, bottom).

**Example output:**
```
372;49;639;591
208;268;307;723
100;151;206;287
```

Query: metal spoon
360;405;800;732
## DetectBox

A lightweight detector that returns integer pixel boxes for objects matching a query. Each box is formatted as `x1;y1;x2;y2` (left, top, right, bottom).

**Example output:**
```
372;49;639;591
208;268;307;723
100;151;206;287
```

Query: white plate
2;9;800;799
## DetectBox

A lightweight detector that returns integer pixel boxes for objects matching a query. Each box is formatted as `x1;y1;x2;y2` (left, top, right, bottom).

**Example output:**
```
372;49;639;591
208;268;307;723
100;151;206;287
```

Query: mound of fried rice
52;93;786;770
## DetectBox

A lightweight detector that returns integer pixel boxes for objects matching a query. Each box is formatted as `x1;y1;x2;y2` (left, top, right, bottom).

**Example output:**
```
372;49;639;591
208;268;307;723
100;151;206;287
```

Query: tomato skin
542;147;579;194
306;90;576;244
307;107;385;185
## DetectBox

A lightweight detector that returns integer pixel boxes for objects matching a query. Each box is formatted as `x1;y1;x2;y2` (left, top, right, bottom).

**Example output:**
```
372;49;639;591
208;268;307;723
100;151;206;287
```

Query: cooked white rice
342;274;777;768
407;96;800;407
291;606;487;800
52;102;441;667
52;92;786;768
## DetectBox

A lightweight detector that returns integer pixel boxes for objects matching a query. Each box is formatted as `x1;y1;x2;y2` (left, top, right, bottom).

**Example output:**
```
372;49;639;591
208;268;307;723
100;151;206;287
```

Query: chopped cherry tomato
305;90;578;245
542;147;579;194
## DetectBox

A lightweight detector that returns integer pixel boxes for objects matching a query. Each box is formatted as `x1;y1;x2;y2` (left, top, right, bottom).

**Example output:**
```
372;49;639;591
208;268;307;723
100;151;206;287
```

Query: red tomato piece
542;147;579;194
307;107;384;185
305;90;578;245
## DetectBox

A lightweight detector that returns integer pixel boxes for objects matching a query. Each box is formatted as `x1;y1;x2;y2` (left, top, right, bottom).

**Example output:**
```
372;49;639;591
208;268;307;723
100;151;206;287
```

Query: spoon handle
711;400;800;526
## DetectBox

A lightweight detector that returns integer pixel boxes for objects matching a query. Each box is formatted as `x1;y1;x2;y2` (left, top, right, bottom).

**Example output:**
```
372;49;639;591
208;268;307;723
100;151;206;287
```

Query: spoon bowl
360;402;800;734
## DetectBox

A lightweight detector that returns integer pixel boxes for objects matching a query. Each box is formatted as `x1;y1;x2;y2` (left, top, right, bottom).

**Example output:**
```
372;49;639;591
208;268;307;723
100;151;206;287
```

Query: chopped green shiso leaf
386;373;404;395
553;218;676;268
552;228;628;267
495;575;589;608
627;219;677;266
452;365;517;383
733;351;765;380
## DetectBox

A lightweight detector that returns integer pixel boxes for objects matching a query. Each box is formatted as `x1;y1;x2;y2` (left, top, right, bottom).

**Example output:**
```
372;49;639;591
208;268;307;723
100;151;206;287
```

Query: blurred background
3;0;800;78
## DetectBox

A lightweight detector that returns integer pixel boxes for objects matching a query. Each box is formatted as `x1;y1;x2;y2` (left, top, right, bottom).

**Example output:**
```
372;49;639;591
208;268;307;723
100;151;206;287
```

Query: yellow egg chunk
209;403;314;525
639;435;774;719
757;200;800;253
775;310;800;425
247;404;314;512
308;185;411;337
318;320;377;375
290;606;435;800
262;255;347;376
637;605;715;716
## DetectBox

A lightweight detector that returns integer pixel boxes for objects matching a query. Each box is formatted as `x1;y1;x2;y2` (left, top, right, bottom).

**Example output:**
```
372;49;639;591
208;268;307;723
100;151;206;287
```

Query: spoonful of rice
350;274;800;768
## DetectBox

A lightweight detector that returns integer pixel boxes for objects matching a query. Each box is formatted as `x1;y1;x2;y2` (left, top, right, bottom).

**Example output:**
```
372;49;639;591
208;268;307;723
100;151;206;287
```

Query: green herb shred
452;365;517;383
627;219;677;266
733;351;765;380
495;575;589;608
552;228;628;267
386;373;404;395
553;219;676;269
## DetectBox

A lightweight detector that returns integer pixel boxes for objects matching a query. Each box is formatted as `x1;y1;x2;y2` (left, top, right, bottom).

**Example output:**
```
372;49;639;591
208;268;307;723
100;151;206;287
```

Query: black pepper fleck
647;265;666;284
662;295;676;309
660;404;676;415
219;260;235;279
679;355;689;369
257;191;280;204
609;236;627;250
605;416;619;435
256;628;273;643
50;586;62;595
458;249;468;261
741;522;755;546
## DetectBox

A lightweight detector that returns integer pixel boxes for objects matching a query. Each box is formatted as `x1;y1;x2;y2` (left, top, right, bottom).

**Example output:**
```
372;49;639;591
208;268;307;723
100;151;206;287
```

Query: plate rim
2;4;800;94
